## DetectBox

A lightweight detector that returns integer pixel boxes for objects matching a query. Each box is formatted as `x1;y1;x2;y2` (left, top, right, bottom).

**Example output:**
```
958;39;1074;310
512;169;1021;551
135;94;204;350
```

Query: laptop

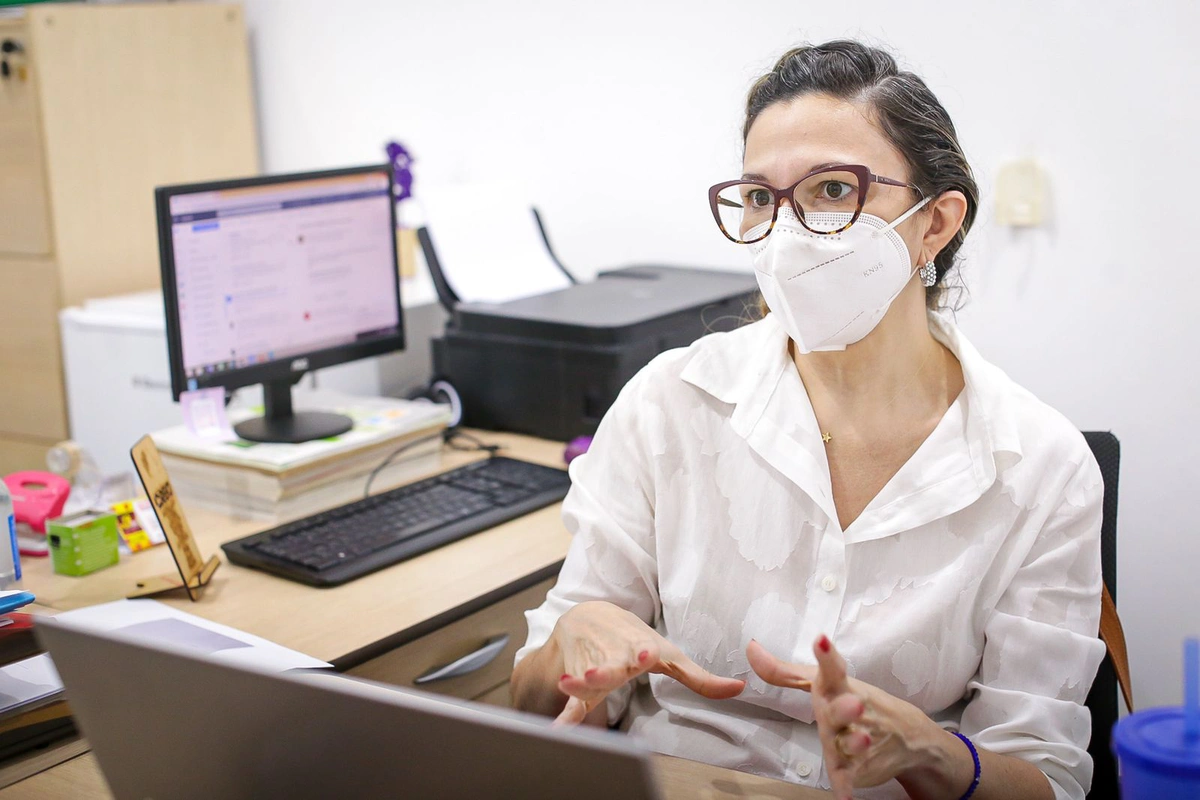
37;616;663;800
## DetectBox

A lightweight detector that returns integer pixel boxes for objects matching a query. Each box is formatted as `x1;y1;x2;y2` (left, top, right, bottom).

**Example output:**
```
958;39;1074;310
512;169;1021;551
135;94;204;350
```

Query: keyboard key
490;488;533;506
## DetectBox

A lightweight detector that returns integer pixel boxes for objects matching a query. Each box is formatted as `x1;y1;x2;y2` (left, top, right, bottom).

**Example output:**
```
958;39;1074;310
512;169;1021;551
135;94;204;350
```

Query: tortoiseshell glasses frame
708;164;923;244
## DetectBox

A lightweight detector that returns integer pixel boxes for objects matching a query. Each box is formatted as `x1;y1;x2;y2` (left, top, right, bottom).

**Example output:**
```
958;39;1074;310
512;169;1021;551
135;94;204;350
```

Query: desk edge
329;559;564;671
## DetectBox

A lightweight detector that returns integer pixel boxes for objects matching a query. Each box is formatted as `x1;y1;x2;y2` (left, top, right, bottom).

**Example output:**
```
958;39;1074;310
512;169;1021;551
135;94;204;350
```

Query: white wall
239;0;1200;708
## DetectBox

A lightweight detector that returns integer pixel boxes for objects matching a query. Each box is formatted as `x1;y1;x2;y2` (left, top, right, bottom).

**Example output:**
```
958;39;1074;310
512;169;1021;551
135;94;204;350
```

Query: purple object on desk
564;436;593;466
385;140;414;202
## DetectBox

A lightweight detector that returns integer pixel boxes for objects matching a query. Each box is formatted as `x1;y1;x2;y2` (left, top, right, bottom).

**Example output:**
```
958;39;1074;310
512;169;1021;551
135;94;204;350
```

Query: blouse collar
679;311;1025;534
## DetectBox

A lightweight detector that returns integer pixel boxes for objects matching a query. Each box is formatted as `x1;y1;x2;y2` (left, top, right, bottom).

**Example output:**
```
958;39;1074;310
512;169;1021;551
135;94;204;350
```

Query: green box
47;510;121;576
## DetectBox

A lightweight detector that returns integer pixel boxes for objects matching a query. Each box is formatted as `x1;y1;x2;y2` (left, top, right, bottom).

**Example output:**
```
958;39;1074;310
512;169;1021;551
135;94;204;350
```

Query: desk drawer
346;577;553;702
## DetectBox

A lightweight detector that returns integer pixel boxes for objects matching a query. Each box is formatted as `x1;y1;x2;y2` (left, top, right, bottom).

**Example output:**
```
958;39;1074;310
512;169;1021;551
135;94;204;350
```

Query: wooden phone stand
128;435;221;601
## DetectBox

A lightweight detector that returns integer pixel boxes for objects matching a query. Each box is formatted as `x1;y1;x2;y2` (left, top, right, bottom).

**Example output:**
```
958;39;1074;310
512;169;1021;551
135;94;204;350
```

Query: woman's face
742;93;927;264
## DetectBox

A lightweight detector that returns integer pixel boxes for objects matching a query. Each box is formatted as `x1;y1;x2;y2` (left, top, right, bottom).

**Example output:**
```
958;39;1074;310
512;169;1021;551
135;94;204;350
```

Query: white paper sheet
51;600;331;673
0;654;63;716
419;183;572;304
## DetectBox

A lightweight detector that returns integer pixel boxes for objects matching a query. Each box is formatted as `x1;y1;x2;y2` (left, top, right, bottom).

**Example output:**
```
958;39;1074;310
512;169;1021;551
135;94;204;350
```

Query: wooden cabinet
346;578;554;705
0;4;259;469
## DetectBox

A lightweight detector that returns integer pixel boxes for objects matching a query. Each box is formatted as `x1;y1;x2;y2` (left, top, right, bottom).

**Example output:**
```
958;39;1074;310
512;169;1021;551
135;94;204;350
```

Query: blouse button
797;762;813;778
820;574;838;592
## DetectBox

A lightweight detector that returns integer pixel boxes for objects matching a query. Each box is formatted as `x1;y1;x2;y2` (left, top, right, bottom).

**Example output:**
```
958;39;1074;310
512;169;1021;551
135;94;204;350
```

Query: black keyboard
221;457;571;587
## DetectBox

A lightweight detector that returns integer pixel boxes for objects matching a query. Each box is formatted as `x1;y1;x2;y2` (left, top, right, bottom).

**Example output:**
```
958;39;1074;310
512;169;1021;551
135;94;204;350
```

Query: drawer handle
414;634;511;685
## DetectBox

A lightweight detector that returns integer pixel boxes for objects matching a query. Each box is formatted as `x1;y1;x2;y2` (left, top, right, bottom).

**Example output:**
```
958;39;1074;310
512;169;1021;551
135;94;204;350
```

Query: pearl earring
919;260;937;288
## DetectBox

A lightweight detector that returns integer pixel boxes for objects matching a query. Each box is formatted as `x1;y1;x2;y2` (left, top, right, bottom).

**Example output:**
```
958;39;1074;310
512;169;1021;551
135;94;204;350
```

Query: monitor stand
233;378;353;444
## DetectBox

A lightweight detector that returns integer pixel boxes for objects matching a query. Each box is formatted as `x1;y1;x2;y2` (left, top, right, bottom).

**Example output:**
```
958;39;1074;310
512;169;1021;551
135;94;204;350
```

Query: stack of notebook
0;595;76;780
0;652;71;764
152;396;453;521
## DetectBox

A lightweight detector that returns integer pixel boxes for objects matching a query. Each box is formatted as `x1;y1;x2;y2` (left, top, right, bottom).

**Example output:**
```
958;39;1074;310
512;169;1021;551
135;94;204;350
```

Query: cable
362;431;445;499
403;381;462;427
445;429;501;454
363;428;502;499
429;380;462;428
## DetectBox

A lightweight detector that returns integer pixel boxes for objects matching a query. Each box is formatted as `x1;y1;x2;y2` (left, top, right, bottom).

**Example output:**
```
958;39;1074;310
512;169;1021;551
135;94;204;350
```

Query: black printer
420;222;759;442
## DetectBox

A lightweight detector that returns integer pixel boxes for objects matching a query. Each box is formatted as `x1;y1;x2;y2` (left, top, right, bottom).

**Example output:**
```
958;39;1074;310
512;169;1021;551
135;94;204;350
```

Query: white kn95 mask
749;199;930;353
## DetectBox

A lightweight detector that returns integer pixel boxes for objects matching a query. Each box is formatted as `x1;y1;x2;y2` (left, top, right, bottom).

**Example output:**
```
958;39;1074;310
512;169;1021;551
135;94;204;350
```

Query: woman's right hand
552;601;746;725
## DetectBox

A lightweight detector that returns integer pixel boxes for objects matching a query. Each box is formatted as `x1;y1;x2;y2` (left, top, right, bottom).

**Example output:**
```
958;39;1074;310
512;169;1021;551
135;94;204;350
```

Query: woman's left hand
747;635;965;800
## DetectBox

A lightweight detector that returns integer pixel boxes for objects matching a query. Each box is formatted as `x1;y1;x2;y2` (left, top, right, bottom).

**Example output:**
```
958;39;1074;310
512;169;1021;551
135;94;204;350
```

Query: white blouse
515;311;1106;800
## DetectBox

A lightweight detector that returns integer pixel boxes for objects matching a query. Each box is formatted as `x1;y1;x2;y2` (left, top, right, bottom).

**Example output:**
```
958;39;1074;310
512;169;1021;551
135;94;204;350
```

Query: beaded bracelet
951;731;981;800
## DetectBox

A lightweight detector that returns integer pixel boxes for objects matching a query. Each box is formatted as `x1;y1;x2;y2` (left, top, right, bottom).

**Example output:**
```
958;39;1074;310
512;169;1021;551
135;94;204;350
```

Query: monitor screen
157;166;403;400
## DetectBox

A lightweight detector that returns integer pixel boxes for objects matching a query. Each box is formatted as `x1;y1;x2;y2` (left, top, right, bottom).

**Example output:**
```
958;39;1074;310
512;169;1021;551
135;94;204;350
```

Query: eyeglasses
708;164;922;244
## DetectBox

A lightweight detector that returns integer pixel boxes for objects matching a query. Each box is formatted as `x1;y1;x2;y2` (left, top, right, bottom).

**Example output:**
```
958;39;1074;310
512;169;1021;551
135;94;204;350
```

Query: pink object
4;471;71;534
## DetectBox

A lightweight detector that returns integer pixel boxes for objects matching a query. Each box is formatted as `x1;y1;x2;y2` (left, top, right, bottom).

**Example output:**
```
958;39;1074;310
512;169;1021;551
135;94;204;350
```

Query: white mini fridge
58;293;185;477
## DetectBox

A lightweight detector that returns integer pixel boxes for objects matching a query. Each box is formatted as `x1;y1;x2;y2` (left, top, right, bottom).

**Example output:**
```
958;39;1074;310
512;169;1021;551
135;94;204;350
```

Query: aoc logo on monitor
290;358;309;372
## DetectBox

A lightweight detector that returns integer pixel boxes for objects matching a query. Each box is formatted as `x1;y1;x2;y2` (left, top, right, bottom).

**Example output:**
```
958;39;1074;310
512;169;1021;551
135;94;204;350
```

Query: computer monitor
155;165;404;444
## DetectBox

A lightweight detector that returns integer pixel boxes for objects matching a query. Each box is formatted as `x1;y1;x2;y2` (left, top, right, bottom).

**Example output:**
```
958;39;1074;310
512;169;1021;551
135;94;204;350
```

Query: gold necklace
816;344;940;446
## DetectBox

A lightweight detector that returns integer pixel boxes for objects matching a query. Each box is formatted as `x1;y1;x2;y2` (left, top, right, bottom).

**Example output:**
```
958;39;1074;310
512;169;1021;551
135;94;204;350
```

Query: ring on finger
834;729;858;760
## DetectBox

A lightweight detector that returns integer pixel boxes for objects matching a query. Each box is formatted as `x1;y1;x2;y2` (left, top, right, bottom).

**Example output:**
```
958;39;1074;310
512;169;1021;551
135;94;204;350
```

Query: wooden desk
0;751;829;799
4;432;829;798
24;431;572;667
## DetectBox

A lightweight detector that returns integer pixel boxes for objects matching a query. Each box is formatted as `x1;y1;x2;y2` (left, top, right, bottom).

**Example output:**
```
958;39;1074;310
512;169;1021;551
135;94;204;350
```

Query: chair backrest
1082;431;1120;800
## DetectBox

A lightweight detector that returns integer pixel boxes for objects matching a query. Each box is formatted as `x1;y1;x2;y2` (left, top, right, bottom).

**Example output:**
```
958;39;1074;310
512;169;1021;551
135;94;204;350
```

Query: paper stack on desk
0;653;72;764
152;394;452;521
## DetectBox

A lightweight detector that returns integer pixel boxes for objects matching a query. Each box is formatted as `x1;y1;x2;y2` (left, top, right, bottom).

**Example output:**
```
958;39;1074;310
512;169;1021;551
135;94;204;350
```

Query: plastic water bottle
47;440;102;514
0;480;21;588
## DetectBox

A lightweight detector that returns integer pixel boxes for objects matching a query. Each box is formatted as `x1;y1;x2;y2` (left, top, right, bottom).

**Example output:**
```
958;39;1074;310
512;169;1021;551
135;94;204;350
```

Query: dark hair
745;40;978;307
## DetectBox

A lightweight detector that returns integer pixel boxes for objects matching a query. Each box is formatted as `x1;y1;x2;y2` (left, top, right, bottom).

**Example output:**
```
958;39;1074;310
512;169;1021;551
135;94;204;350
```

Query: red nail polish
637;650;650;662
559;674;571;681
585;668;598;678
818;635;831;653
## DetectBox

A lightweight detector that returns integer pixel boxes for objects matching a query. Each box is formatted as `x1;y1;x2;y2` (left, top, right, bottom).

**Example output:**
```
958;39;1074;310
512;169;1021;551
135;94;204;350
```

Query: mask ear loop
880;194;933;234
878;194;934;281
861;194;938;321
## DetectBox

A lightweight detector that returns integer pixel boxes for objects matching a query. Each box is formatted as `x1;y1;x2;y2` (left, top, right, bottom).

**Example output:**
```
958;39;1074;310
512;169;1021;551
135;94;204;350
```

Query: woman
511;41;1104;800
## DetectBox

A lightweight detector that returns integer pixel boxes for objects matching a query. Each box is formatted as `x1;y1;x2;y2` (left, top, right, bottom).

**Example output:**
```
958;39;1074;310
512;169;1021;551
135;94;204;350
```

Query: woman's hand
553;601;746;725
747;636;974;800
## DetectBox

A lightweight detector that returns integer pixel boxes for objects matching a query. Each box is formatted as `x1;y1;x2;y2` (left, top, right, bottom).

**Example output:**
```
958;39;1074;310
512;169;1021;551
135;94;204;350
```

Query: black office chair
1082;431;1122;800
